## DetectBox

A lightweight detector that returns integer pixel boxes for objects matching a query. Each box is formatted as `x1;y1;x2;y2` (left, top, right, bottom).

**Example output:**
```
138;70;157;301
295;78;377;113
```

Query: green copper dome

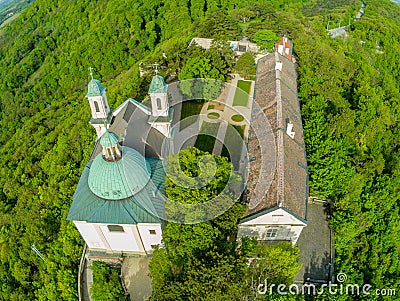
86;78;106;97
100;131;119;147
88;146;151;200
148;75;167;94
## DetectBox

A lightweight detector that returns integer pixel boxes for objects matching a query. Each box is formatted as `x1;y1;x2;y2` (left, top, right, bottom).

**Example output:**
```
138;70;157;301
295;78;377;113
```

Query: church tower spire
148;63;168;117
86;67;111;138
147;64;172;137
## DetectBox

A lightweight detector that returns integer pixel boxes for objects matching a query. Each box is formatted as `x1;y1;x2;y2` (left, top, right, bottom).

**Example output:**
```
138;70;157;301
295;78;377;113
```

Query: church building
67;68;172;258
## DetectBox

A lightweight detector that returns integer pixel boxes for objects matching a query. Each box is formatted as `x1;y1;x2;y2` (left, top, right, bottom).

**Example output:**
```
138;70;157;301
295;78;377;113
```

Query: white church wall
238;208;306;245
89;96;107;119
74;221;106;249
99;224;142;252
150;92;168;116
237;224;304;245
137;223;162;251
152;123;170;137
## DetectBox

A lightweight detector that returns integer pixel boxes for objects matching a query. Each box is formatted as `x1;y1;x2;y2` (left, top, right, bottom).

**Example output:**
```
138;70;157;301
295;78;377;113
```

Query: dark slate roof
91;99;169;159
67;157;166;224
243;52;308;221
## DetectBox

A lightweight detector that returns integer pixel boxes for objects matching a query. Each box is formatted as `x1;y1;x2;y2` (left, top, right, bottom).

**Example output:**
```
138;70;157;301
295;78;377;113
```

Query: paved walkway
212;121;228;155
295;201;333;283
121;257;152;301
81;259;93;301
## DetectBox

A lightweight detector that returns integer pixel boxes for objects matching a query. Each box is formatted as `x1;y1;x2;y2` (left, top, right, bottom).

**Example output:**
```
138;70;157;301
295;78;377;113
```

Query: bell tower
148;63;168;117
86;67;111;138
147;63;172;138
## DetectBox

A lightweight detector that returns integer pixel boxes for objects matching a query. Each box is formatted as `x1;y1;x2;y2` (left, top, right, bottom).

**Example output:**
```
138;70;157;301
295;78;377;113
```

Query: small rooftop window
107;225;124;232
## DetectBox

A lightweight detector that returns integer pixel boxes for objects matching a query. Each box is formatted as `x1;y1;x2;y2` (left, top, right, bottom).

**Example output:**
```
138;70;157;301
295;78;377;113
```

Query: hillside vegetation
0;0;399;299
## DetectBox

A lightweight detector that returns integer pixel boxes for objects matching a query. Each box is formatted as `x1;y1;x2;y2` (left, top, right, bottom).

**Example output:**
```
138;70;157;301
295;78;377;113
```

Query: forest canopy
0;0;399;299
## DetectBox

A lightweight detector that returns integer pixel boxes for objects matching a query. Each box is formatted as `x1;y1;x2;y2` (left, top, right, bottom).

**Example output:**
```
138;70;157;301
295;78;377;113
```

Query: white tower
147;64;171;137
148;63;168;117
86;67;111;138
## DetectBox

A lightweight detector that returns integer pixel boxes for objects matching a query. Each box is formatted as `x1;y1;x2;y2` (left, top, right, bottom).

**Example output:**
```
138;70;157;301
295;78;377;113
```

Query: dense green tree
150;147;301;300
0;0;399;299
253;29;280;50
90;262;126;301
197;10;241;40
235;52;256;79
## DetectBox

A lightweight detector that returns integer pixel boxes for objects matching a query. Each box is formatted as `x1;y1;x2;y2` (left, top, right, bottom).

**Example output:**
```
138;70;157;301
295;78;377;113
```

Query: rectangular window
156;98;162;110
266;228;278;238
94;101;100;113
149;229;156;235
107;225;124;232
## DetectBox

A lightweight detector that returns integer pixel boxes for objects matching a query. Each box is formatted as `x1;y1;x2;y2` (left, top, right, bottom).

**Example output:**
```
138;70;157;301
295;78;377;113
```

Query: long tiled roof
244;51;308;221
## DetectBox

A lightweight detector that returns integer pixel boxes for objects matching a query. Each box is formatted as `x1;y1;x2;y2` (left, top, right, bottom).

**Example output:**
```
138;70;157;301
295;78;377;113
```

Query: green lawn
221;124;245;167
233;80;252;107
207;112;220;119
194;121;220;153
231;114;244;122
179;100;204;130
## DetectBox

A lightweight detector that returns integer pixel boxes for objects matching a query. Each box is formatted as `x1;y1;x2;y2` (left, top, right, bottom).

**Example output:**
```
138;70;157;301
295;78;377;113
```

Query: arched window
156;98;162;110
94;101;100;113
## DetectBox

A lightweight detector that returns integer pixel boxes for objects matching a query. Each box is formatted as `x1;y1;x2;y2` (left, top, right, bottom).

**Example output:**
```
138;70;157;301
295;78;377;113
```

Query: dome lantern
99;130;122;161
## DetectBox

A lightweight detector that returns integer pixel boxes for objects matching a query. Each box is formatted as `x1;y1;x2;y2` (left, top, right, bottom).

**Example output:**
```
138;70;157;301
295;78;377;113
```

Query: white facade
88;91;110;119
150;122;170;138
238;208;306;245
150;91;168;117
88;90;111;138
91;124;107;138
74;221;162;254
137;223;163;252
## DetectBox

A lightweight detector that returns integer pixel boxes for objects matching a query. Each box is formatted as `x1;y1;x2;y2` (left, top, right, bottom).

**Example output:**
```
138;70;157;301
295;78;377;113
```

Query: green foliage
165;146;236;222
178;43;234;101
295;0;400;294
90;262;126;301
235;52;256;79
253;29;279;50
0;0;399;299
150;147;301;299
197;10;241;40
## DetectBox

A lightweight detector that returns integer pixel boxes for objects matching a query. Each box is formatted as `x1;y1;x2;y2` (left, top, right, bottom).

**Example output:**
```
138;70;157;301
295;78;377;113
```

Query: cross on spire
89;67;94;80
153;63;159;75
